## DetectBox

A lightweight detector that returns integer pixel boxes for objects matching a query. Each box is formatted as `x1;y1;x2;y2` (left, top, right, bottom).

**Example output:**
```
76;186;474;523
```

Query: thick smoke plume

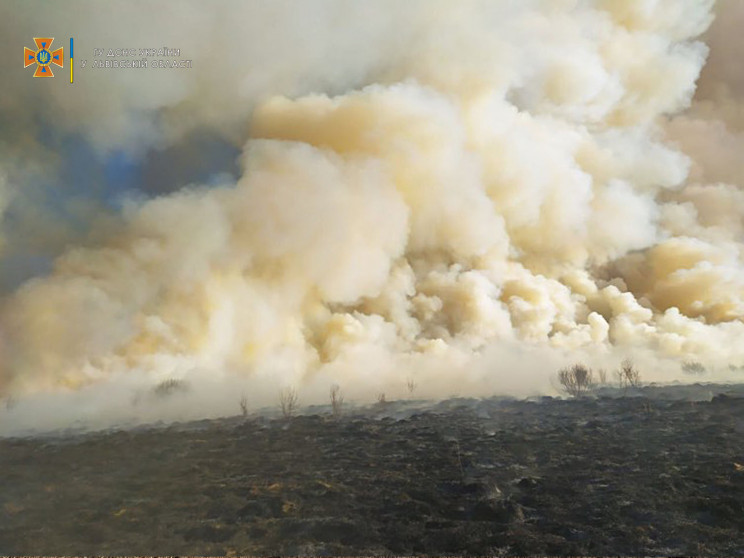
1;0;743;432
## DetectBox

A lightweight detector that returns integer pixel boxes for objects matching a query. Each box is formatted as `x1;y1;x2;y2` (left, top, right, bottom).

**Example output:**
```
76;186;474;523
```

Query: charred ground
1;384;744;555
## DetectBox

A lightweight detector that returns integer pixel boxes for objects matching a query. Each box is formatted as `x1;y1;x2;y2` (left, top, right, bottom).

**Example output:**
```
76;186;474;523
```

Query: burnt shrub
558;364;594;398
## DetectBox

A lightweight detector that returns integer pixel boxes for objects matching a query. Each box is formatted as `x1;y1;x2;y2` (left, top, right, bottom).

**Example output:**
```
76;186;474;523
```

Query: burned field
1;384;744;556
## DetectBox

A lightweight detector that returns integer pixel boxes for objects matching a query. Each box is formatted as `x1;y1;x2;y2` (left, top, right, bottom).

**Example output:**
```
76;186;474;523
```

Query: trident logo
24;37;64;77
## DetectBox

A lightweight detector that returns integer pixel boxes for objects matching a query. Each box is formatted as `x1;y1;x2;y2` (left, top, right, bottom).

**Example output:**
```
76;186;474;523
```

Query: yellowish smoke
1;0;743;428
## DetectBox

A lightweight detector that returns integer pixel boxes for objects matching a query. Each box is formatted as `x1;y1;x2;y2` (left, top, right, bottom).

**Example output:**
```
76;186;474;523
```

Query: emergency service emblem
24;37;64;77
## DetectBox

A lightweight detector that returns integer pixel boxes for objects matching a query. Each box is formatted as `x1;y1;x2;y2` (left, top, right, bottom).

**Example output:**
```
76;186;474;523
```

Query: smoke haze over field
1;0;743;432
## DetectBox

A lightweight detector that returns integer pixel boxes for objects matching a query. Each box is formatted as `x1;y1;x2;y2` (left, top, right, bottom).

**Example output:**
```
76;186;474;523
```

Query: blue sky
0;127;241;291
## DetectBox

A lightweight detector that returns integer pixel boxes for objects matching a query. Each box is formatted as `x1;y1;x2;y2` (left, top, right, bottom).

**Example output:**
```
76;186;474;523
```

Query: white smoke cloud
2;0;744;433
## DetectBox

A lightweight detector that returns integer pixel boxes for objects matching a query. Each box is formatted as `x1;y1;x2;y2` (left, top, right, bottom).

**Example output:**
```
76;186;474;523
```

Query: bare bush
558;364;594;397
681;361;706;376
406;377;417;396
616;359;641;389
239;394;248;418
280;387;298;419
597;368;608;385
330;384;344;419
153;378;189;398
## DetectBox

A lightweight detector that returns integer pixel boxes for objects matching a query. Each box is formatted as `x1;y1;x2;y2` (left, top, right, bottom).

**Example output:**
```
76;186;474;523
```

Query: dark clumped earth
2;383;744;556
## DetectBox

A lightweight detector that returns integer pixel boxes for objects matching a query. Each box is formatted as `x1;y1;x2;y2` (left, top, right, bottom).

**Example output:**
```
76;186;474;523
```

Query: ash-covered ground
2;383;744;556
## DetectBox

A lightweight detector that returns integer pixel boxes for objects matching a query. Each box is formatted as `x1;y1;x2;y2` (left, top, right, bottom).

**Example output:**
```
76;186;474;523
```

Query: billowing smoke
1;0;742;432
